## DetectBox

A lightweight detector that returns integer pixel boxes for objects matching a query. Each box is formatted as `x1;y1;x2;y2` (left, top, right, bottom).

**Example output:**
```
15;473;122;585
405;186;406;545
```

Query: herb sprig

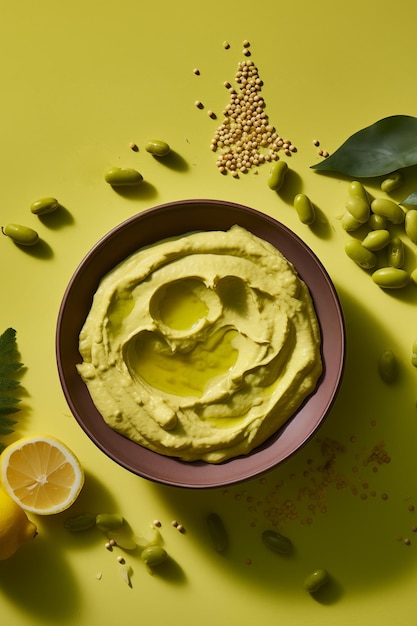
0;328;23;452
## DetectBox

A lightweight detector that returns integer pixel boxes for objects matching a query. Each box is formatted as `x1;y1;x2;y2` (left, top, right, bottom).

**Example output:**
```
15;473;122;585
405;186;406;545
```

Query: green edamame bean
95;513;124;532
303;568;329;593
262;529;293;555
341;211;362;232
411;268;417;286
388;236;405;268
380;170;403;193
361;229;390;251
145;139;171;157
405;209;417;245
141;545;168;568
2;223;39;246
378;349;398;383
64;513;97;532
368;213;387;230
104;167;143;186
205;513;228;552
267;160;288;191
293;193;316;225
30;197;60;215
348;180;369;204
411;339;417;368
345;196;370;223
371;198;405;224
372;267;410;289
345;239;377;269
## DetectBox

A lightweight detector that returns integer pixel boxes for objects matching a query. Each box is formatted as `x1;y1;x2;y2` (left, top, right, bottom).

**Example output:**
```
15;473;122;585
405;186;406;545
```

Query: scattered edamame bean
262;529;293;555
387;236;405;268
345;196;370;223
410;341;417;369
145;139;171;157
30;197;60;215
378;349;398;383
361;229;390;251
205;513;228;553
345;239;377;269
371;267;410;289
341;211;362;232
411;339;417;368
349;180;369;204
380;170;403;193
371;198;405;224
2;223;39;246
368;213;387;230
405;209;417;245
64;513;97;532
95;513;124;532
267;160;288;191
104;167;143;186
141;545;168;568
303;568;329;593
293;193;316;225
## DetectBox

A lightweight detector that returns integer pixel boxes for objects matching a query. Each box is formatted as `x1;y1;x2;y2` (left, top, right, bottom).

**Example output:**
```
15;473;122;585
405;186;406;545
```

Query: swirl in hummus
77;225;322;463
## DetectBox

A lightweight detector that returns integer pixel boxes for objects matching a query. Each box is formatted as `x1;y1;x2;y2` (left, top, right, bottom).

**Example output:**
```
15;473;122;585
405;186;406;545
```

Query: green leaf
0;328;24;442
0;378;20;392
311;115;417;177
0;416;17;435
400;190;417;206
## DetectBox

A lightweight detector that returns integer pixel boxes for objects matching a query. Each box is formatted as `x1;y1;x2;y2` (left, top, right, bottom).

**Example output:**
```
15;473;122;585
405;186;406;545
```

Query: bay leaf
311;115;417;177
400;190;417;206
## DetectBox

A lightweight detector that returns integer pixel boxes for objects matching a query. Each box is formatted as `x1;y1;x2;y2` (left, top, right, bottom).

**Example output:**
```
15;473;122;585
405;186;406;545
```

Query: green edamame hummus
77;225;322;463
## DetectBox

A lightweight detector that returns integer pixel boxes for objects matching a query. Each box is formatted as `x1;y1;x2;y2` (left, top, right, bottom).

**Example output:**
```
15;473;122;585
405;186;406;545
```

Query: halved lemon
0;435;84;515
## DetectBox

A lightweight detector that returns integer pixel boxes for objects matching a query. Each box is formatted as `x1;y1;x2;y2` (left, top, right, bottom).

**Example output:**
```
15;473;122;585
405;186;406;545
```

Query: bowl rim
56;199;345;488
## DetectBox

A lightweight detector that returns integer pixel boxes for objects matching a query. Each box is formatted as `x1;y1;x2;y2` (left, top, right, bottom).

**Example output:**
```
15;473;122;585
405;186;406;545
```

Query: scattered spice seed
404;538;411;545
408;504;415;511
322;150;330;158
223;41;230;49
243;48;251;56
109;539;116;546
313;139;320;146
195;100;204;109
171;520;179;528
129;142;138;152
242;39;250;47
208;110;216;119
193;68;200;75
177;524;185;533
153;519;162;527
412;526;417;532
105;542;112;551
224;81;232;89
117;556;125;564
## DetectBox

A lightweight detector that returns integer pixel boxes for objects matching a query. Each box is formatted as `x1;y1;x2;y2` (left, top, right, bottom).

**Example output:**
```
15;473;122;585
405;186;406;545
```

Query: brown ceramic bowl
56;200;345;488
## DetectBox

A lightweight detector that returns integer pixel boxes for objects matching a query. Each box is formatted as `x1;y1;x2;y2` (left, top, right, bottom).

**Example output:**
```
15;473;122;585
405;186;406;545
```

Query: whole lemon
0;488;37;560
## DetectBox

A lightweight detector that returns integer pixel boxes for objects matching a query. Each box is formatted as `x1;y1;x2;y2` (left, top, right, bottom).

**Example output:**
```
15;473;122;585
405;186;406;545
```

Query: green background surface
1;1;417;625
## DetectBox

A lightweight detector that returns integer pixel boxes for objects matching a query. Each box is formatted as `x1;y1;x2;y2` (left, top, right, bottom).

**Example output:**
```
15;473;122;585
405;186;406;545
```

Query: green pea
205;513;228;553
372;267;410;289
293;193;316;225
345;196;370;223
371;198;405;224
345;239;377;269
341;211;362;232
145;139;171;157
262;529;293;555
361;229;390;251
405;209;417;245
380;170;403;193
104;167;143;186
2;223;39;246
267;160;288;191
378;349;398;383
30;197;60;215
64;513;97;532
348;180;369;204
388;236;405;268
303;568;329;593
368;213;387;230
95;513;124;532
141;545;168;568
